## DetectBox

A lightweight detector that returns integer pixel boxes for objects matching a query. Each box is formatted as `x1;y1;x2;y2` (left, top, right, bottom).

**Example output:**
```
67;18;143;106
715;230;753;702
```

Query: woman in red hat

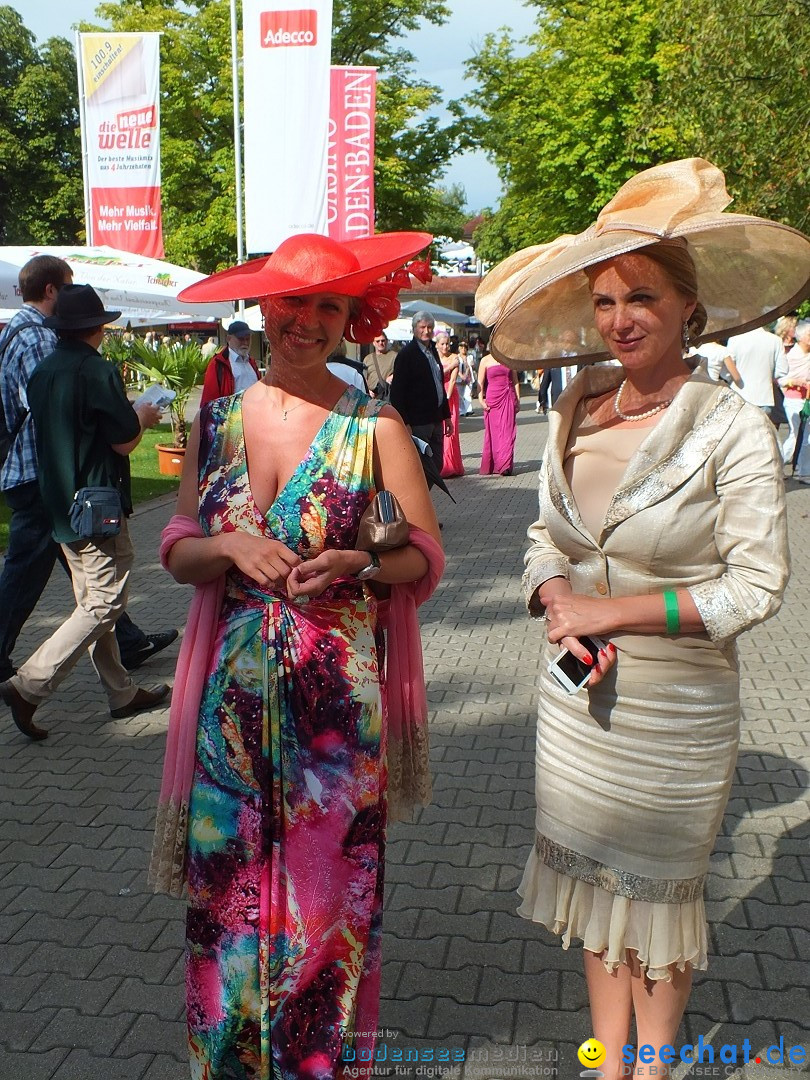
149;233;444;1080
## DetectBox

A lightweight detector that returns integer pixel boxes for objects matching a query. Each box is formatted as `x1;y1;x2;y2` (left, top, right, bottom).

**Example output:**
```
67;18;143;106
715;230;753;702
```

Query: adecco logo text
260;9;318;48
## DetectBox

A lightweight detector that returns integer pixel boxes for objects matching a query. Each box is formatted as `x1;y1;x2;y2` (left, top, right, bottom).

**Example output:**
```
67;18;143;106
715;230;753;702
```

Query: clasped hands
225;533;361;598
540;589;618;688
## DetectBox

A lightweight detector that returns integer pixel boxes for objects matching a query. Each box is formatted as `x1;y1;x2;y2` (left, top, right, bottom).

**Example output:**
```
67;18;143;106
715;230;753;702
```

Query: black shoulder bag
67;359;123;540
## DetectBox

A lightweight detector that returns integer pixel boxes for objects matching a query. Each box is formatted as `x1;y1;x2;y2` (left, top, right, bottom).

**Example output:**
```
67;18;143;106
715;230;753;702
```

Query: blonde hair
641;238;708;338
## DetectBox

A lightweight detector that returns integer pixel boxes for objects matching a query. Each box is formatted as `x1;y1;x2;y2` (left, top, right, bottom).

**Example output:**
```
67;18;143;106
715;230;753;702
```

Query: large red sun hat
178;231;433;303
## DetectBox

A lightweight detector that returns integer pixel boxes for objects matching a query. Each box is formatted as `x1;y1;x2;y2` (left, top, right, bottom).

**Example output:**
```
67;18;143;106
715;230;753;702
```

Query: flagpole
230;0;246;318
75;33;94;245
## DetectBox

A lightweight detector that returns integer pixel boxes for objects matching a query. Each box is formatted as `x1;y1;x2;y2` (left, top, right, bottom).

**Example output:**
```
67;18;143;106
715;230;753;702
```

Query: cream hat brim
475;160;810;369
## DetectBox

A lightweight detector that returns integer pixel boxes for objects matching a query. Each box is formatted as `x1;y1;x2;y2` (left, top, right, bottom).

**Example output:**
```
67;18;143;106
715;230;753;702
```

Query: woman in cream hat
149;231;444;1079
476;159;809;1078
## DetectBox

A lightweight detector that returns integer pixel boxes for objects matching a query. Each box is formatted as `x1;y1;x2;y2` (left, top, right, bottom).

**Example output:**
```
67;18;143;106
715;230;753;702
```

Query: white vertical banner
242;1;333;253
77;33;164;258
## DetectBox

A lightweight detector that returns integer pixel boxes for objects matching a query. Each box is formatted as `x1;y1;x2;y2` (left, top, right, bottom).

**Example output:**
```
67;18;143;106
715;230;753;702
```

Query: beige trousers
11;518;137;711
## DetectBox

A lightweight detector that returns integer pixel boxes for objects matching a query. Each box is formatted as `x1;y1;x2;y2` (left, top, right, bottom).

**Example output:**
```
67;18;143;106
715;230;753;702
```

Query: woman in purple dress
479;353;520;475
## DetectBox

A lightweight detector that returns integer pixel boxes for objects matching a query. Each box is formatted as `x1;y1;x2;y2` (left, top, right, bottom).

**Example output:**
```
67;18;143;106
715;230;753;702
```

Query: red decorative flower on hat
345;280;400;344
344;257;435;344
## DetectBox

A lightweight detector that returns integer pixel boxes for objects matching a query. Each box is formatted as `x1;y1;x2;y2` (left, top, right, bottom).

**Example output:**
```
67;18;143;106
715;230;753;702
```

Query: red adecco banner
78;33;164;258
327;67;376;241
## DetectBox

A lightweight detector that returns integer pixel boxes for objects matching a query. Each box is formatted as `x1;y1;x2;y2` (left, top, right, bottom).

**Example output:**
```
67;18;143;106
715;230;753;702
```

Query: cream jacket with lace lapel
523;366;789;648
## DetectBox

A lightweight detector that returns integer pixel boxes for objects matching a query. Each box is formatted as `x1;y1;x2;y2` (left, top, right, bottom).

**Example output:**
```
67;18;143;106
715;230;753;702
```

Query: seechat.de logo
260;9;318;48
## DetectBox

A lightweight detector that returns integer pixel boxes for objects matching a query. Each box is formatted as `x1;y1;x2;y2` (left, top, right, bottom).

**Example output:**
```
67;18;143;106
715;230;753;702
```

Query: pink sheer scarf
148;514;444;896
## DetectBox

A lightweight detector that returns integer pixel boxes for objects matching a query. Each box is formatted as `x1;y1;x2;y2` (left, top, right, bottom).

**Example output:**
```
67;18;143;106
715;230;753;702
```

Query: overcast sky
7;0;539;210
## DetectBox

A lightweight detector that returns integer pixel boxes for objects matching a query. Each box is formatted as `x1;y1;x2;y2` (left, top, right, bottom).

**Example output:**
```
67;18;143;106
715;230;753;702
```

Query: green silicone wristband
663;590;680;635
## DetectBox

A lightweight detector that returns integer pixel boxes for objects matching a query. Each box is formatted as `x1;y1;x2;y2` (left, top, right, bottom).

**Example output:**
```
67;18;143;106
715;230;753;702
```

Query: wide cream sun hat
475;158;810;368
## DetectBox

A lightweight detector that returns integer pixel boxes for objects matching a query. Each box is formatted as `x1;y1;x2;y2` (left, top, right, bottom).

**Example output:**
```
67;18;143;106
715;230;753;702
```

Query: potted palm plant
128;338;209;475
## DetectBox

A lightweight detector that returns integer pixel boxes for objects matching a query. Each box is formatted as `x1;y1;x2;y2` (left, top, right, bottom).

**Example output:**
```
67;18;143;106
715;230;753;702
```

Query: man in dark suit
389;311;451;484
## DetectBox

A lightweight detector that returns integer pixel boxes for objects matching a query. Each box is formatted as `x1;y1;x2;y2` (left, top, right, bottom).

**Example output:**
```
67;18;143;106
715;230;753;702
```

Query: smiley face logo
577;1039;607;1069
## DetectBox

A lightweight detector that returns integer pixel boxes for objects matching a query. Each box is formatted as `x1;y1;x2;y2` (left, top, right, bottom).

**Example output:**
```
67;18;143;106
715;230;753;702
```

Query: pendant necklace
279;402;305;422
266;390;306;421
614;379;672;422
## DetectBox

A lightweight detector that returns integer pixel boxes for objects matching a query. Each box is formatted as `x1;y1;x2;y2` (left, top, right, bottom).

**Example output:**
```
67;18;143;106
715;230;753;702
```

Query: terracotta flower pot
156;444;186;476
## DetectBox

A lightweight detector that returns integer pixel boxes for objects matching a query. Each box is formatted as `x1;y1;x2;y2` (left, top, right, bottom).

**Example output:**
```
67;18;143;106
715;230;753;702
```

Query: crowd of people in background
0;191;808;1079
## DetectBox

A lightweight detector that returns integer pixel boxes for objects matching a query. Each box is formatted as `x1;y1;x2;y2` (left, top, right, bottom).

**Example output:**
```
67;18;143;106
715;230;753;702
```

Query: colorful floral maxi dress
186;388;386;1080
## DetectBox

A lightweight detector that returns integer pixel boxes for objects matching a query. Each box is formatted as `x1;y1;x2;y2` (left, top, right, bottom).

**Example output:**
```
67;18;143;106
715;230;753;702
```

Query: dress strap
359;394;385;493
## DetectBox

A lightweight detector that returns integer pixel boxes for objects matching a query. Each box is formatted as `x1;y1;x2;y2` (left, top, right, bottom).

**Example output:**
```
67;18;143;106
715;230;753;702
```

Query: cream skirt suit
519;366;789;980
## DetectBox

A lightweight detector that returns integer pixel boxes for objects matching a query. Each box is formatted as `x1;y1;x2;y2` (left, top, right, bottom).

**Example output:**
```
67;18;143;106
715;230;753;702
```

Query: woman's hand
555;634;617;688
286;549;365;599
541;591;620;643
224;533;302;589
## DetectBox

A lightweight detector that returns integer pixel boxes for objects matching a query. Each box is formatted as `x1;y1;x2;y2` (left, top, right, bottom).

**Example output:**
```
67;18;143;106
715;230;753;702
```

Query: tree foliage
0;0;470;268
469;0;810;263
656;0;810;232
0;7;83;244
469;0;679;264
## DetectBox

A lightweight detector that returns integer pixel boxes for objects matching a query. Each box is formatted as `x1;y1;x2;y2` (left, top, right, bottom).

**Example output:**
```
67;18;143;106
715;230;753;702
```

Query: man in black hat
199;319;260;406
0;255;177;678
0;285;171;740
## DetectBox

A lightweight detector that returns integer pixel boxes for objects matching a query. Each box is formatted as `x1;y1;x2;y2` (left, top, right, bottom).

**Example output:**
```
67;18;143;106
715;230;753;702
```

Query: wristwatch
354;551;381;580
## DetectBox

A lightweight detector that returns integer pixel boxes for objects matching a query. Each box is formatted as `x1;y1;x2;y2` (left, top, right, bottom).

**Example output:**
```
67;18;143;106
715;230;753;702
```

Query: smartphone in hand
547;635;609;694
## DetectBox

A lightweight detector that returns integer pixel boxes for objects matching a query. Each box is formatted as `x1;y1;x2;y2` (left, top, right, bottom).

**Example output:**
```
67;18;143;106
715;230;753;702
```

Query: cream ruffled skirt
518;847;708;981
519;641;739;982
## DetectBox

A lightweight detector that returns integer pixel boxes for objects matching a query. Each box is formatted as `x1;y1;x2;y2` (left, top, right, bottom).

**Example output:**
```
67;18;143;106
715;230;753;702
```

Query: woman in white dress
475;159;809;1079
457;340;475;415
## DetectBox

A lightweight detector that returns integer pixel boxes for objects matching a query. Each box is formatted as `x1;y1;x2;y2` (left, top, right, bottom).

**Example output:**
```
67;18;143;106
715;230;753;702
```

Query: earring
682;321;690;351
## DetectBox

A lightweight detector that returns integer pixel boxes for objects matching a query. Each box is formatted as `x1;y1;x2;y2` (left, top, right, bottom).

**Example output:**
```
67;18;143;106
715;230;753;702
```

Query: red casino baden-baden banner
77;33;164;258
327;67;376;242
242;1;334;252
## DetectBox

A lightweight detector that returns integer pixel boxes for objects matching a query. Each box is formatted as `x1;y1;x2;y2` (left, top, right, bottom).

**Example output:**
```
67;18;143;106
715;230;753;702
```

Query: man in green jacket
0;285;170;740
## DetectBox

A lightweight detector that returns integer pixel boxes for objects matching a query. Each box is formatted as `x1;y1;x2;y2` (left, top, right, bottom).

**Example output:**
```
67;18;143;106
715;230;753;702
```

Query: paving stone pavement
0;394;807;1080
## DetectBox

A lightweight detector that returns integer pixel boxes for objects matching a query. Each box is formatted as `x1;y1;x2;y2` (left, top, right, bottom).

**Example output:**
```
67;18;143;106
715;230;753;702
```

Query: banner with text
78;33;164;258
327;67;376;242
242;0;334;252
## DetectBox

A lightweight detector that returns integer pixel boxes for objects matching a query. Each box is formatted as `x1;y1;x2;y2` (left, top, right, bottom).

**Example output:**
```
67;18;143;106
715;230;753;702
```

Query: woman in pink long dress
479;353;520;475
437;332;464;477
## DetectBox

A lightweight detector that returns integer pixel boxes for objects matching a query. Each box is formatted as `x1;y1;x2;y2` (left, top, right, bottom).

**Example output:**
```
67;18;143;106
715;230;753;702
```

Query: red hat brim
178;231;433;304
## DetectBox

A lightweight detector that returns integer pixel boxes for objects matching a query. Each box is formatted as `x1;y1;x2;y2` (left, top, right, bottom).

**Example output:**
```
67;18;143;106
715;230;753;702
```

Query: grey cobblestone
28;1007;135;1054
0;403;807;1078
50;1051;154;1080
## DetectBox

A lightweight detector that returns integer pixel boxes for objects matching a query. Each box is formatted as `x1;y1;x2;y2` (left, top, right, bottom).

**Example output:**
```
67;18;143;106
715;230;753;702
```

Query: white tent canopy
399;299;478;325
220;305;264;333
0;245;234;321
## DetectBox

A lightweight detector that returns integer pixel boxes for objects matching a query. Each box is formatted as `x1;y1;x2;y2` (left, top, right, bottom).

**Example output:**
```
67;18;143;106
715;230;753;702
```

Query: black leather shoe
120;630;179;671
0;681;48;740
110;683;171;719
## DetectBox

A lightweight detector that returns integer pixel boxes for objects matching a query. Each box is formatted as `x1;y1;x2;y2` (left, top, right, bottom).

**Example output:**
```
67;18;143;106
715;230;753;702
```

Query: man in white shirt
727;326;787;417
200;320;260;406
200;336;219;360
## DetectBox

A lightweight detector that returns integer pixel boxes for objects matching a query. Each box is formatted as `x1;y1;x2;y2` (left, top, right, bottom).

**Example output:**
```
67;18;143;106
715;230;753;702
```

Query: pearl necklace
614;379;672;422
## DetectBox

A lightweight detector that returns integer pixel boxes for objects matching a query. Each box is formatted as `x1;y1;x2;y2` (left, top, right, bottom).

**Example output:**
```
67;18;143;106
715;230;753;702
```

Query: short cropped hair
411;310;435;331
19;255;72;302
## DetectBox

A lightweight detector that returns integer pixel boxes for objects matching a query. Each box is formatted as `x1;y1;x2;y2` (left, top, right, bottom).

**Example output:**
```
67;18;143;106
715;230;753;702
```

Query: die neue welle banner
78;32;164;258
